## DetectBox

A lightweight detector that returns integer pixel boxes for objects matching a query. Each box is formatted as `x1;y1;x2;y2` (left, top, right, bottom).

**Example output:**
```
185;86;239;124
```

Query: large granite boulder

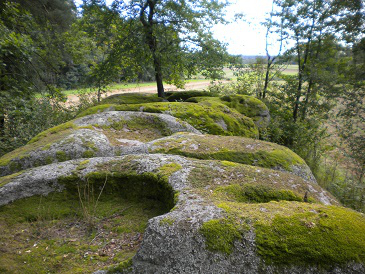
0;92;364;274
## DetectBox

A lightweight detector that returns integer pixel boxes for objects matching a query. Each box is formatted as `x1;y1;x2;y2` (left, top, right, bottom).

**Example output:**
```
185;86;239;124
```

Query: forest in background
0;0;364;211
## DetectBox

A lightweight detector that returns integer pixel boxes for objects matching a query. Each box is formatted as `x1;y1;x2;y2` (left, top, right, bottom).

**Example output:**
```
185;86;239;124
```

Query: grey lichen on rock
0;111;201;177
1;92;365;274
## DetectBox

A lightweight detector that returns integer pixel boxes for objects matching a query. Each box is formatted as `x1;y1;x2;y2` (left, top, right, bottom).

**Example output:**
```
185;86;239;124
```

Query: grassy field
282;65;298;75
62;79;209;96
59;64;298;97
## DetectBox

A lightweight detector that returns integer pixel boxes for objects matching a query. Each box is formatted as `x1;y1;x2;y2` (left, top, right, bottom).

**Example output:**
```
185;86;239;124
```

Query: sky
75;0;282;56
213;0;281;56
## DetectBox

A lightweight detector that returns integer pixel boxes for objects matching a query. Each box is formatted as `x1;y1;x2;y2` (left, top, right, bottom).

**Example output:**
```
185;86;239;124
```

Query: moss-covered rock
101;92;165;105
0;153;363;273
148;132;314;181
78;102;259;138
166;90;215;102
187;94;270;128
0;93;363;273
0;112;200;176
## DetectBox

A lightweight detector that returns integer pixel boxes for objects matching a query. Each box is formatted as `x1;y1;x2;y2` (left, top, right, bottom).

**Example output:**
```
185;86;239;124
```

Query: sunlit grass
61;78;211;96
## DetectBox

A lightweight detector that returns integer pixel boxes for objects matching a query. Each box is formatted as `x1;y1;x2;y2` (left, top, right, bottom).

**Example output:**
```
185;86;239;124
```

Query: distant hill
240;55;266;64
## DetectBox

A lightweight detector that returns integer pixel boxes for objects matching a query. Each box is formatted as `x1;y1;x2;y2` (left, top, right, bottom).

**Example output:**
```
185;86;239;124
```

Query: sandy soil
66;80;228;105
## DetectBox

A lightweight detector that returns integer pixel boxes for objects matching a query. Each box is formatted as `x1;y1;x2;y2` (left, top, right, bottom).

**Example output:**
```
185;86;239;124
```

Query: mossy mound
187;158;336;205
101;92;165;105
199;200;365;268
78;102;259;138
148;132;313;181
186;94;270;128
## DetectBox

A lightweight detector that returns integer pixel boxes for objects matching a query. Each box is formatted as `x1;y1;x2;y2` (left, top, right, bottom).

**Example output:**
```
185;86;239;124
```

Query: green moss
80;159;90;166
100;115;173;143
220;160;239;167
159;163;182;178
214;184;303;203
28;122;77;144
0;191;163;273
56;151;69;162
167;90;215;102
45;156;54;165
59;168;176;212
0;171;24;187
107;258;133;273
76;160;90;170
78;125;94;130
112;102;258;138
152;133;305;172
200;218;243;255
42;143;52;151
102;92;164;105
82;150;95;158
188;160;326;204
9;161;22;172
151;133;305;172
159;217;175;226
77;104;115;118
0;128;73;169
220;94;268;118
76;100;259;138
255;205;365;266
83;141;99;152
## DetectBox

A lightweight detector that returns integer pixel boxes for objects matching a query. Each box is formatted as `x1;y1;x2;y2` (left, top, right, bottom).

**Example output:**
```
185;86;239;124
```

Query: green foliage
0;103;77;160
115;0;229;96
200;219;243;255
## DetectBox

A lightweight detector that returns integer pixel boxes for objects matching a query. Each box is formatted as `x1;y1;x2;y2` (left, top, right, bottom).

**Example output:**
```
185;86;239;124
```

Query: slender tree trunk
301;34;322;121
293;81;302;122
301;79;313;120
0;114;4;136
140;0;165;98
293;34;303;123
263;60;272;99
97;86;101;102
154;57;165;97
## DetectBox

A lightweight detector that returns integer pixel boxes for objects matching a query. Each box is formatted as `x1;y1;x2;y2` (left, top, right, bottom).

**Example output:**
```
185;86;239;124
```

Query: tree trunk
301;79;313;120
263;61;271;99
0;114;4;136
293;85;302;122
154;57;165;97
140;0;165;98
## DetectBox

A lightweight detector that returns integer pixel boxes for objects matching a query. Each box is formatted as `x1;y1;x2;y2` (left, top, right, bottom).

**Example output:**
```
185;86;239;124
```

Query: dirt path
66;80;228;105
